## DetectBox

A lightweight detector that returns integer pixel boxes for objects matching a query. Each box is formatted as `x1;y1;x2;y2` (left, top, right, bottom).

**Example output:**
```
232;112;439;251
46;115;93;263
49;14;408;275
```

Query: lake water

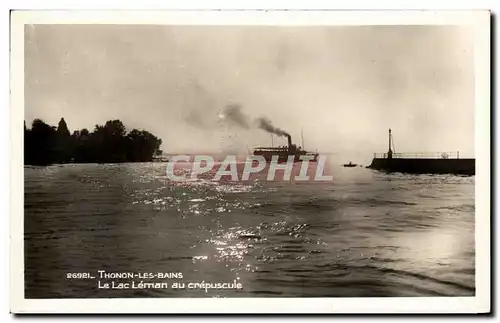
24;162;475;298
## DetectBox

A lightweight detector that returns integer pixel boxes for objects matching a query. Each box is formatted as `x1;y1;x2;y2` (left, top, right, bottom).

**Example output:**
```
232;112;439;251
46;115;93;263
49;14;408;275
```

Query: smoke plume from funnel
220;103;250;129
218;104;292;145
256;117;289;137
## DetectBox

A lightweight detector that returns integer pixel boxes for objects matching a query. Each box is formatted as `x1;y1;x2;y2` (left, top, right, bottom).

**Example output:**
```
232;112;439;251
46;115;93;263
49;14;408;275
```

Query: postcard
10;10;490;314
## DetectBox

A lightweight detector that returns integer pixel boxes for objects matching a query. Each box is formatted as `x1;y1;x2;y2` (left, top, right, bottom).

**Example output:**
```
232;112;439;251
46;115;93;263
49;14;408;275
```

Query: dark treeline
24;118;163;165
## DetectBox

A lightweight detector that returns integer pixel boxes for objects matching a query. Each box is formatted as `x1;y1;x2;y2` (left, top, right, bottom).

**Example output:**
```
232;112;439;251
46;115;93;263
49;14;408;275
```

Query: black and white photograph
10;10;490;313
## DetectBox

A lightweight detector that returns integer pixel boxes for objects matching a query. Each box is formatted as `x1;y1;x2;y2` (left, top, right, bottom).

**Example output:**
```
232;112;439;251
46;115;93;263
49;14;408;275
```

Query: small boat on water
343;161;357;167
153;155;169;162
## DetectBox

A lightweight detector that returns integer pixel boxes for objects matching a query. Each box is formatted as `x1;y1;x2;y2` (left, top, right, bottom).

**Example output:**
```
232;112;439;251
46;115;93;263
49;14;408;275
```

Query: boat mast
301;128;305;149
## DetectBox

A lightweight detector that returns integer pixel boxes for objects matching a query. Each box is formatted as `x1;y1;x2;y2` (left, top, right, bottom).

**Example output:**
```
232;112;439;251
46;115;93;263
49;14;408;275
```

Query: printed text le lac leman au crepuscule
93;270;243;292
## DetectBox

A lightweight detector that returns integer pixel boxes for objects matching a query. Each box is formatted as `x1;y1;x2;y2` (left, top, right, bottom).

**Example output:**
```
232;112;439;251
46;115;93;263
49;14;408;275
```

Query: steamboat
252;133;318;163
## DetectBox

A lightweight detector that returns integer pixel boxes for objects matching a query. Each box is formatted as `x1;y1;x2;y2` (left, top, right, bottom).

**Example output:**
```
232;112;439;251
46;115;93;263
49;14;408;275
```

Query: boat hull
252;153;318;163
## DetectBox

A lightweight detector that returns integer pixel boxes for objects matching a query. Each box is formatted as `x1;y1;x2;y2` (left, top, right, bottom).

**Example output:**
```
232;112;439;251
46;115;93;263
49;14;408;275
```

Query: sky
24;24;475;163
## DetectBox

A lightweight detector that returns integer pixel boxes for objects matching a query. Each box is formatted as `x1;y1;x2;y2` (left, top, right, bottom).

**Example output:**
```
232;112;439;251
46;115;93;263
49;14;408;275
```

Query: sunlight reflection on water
24;163;475;298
